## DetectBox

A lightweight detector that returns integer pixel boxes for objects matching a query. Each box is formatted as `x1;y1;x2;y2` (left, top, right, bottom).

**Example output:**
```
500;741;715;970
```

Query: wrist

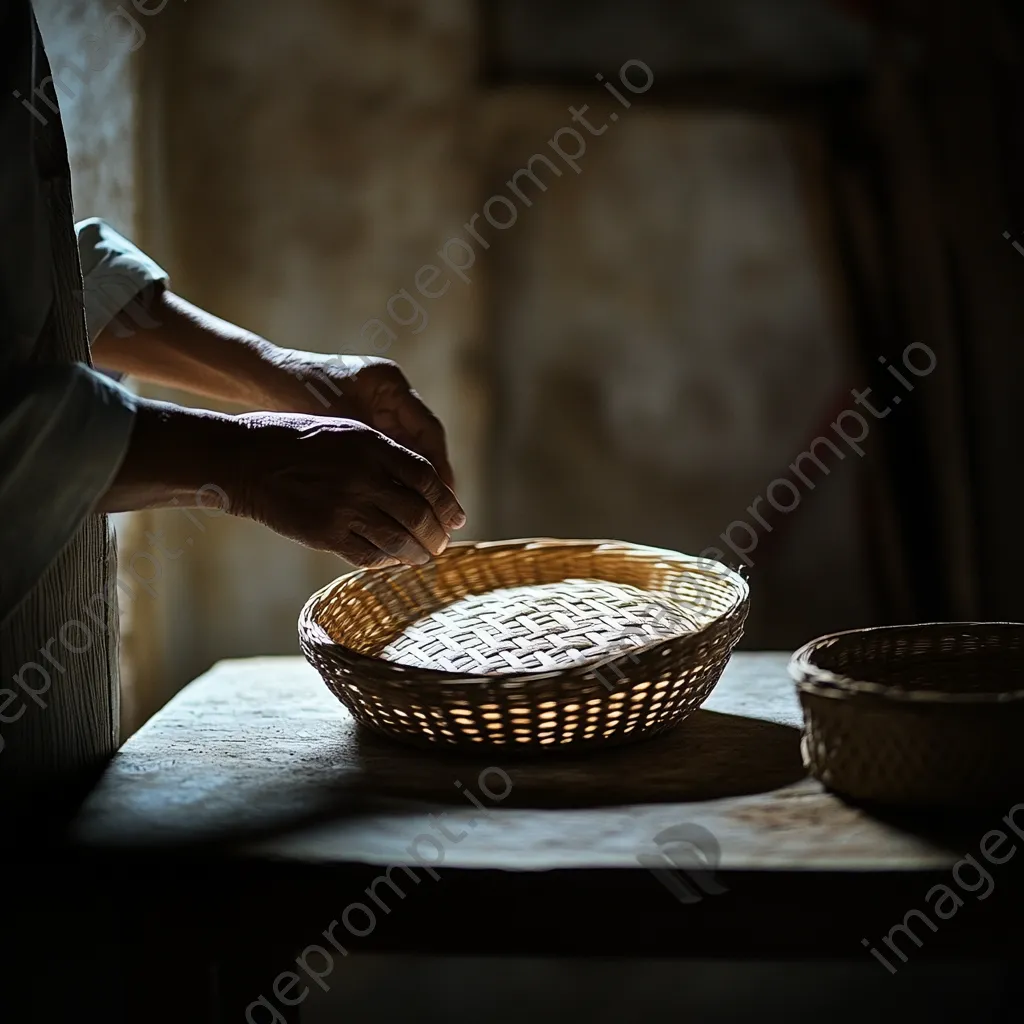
251;345;344;414
235;336;301;411
101;399;248;513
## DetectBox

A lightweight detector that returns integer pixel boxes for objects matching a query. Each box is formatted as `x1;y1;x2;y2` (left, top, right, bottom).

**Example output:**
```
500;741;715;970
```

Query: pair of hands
233;355;464;568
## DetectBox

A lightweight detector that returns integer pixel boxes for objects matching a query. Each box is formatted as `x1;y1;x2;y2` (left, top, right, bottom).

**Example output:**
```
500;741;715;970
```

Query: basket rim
788;621;1024;705
299;537;749;687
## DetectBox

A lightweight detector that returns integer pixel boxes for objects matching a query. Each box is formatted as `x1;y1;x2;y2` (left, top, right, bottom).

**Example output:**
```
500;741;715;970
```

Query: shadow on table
55;759;411;856
346;706;806;808
56;709;803;854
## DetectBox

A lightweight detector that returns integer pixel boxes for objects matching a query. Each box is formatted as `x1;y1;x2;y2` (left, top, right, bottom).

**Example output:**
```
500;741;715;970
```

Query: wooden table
8;653;1021;1021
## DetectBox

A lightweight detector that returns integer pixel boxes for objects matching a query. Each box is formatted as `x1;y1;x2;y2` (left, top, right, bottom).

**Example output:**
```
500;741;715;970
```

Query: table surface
70;652;986;871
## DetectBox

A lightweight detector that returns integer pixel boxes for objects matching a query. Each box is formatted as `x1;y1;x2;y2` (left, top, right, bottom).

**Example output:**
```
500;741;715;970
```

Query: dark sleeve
0;5;137;625
0;0;53;366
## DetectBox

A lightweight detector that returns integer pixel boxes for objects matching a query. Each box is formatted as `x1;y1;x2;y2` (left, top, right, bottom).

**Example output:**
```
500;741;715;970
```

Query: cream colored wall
134;0;487;703
33;0;139;231
479;94;871;646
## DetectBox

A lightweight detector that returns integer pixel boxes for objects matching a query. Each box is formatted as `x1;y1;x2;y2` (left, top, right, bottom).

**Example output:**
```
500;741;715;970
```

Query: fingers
383;445;466;530
350;510;433;566
375;487;450;557
337;535;401;569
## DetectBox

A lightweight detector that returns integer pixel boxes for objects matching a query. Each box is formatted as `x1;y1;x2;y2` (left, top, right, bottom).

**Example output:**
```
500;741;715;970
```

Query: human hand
232;411;465;568
270;354;456;490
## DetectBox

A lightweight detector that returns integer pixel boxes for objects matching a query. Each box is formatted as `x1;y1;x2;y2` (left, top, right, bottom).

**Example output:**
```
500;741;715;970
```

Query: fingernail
408;548;430;565
451;511;467;529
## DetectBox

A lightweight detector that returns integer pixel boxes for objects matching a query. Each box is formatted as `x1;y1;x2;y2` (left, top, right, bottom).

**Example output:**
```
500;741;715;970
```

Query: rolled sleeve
0;363;137;624
75;217;169;344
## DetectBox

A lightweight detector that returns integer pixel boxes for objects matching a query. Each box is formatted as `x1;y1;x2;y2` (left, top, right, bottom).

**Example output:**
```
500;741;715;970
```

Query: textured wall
138;0;485;693
115;0;874;713
33;0;139;232
486;0;869;80
481;92;871;646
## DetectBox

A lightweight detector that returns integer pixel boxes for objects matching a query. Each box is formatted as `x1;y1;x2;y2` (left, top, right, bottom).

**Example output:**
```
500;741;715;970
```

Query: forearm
97;396;243;513
91;289;315;410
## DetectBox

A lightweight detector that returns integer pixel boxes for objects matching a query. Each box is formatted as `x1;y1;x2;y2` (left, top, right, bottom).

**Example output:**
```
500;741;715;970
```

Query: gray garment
76;216;169;345
0;1;135;801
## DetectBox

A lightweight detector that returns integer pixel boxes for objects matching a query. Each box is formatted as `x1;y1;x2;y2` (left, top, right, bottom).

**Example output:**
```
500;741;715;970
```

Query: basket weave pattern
379;579;701;674
299;539;748;752
790;623;1024;808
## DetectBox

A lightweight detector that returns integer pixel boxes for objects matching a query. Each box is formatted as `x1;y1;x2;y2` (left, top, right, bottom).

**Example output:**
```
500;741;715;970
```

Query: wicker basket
790;622;1024;809
299;538;748;752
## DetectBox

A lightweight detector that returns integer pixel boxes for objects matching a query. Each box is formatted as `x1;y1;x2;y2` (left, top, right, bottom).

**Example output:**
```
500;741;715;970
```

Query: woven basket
299;538;748;752
790;622;1024;809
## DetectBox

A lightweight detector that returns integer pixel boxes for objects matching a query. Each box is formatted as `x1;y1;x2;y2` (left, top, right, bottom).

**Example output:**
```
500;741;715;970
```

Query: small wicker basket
790;622;1024;809
299;538;748;753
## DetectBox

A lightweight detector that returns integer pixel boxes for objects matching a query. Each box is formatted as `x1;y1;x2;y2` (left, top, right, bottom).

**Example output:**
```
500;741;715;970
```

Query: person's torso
0;13;119;797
